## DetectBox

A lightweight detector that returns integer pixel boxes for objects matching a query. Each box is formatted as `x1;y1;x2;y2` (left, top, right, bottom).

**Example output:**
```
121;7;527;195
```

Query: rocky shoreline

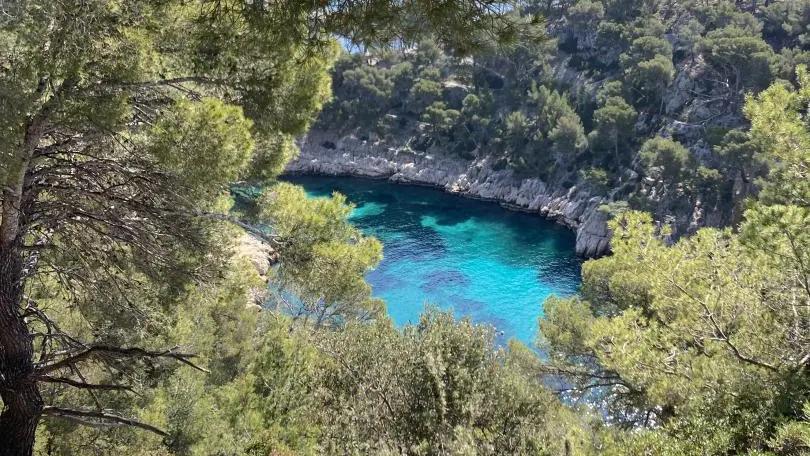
286;132;612;258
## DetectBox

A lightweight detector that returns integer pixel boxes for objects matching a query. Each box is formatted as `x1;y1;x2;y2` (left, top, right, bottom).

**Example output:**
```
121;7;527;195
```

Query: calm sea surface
283;175;582;344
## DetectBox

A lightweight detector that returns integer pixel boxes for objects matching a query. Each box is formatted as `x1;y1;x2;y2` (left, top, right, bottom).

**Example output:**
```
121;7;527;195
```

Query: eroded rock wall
286;132;612;257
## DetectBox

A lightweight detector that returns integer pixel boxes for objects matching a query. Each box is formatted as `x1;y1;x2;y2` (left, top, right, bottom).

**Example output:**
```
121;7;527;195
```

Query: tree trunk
0;174;40;456
0;108;46;456
0;242;41;456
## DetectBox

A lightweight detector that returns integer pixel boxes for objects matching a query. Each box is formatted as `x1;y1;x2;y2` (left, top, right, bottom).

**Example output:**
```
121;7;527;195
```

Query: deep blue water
283;175;582;344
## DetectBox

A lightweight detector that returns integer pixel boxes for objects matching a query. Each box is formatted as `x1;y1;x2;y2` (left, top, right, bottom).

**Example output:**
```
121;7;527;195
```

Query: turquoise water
283;175;582;344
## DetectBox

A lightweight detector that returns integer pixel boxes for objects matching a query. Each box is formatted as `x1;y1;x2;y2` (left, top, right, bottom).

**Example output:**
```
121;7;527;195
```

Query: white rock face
235;233;276;308
286;132;612;258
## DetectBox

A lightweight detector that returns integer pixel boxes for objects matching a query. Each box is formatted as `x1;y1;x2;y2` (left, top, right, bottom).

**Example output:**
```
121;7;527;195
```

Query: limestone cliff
286;132;612;258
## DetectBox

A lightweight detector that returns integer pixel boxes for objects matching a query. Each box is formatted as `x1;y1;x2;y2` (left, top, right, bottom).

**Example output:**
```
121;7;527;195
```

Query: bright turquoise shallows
284;175;582;344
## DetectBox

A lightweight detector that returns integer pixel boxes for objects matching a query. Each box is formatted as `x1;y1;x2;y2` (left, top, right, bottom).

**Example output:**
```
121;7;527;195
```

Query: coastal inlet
284;175;582;344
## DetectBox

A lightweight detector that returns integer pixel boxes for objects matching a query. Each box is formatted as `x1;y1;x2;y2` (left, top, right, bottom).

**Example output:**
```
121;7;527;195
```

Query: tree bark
0;241;42;456
0;93;50;456
0;176;39;455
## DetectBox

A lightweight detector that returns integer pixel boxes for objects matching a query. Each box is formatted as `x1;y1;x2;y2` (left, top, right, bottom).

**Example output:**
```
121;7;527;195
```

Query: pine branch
100;76;229;89
41;406;168;436
195;210;283;248
35;344;209;376
38;375;135;393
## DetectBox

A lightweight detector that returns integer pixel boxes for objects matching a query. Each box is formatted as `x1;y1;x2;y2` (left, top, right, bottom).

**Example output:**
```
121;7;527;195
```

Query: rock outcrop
235;233;279;308
286;132;612;258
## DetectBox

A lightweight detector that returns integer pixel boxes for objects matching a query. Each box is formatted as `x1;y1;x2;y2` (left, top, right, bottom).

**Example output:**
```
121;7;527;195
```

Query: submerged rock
287;132;612;258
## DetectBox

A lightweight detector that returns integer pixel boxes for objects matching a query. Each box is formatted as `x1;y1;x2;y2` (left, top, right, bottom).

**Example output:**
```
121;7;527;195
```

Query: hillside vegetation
1;1;810;455
317;0;810;236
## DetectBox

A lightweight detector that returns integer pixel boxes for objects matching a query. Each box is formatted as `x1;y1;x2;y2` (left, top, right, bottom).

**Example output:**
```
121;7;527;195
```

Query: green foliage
310;0;796;219
743;65;810;206
693;165;723;201
337;62;398;124
579;167;611;194
715;128;762;182
315;309;588;455
771;47;810;82
500;111;535;168
18;1;810;452
639;136;692;187
675;18;705;54
767;403;810;456
762;0;810;50
409;77;444;114
458;92;494;152
1;0;601;454
488;83;588;168
619;36;674;109
148;99;254;202
589;84;637;163
550;113;588;158
527;83;579;134
596;81;626;103
699;24;773;90
414;40;443;68
421;101;461;140
541;71;810;455
249;134;301;183
258;183;384;327
41;276;590;455
621;36;672;66
36;252;268;455
566;1;605;43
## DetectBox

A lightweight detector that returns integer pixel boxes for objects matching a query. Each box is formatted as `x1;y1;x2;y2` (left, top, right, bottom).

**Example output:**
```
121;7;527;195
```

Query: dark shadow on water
447;295;485;313
536;256;582;290
384;232;447;262
366;269;408;294
281;174;582;343
420;270;472;294
289;175;478;228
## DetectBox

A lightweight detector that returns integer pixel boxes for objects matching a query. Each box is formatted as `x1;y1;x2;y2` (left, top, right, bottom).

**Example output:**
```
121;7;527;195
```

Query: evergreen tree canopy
0;1;524;453
540;67;810;455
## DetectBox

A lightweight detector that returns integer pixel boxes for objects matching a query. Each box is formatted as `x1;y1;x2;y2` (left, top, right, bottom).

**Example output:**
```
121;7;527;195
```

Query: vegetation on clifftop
317;0;810;232
1;0;810;455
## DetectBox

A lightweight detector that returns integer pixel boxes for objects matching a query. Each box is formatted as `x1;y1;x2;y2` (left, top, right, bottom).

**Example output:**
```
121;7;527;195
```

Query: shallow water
283;175;582;344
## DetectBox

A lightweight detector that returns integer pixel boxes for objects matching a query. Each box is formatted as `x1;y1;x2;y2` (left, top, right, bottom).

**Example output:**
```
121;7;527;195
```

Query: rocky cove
286;131;613;258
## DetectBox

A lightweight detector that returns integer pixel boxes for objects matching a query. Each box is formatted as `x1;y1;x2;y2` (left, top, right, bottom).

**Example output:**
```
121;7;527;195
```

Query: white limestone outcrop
286;133;612;257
